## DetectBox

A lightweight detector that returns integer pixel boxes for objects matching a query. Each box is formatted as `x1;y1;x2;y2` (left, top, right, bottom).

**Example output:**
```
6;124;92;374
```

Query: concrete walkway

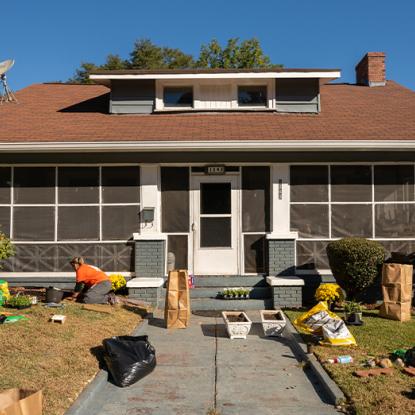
83;312;338;415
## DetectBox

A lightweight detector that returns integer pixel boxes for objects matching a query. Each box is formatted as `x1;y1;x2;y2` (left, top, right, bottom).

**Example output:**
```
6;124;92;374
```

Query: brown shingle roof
0;81;414;143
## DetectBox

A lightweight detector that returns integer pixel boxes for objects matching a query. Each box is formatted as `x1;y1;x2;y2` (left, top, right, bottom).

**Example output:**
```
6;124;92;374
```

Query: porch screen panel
0;207;10;236
167;235;188;269
290;204;329;238
102;206;139;240
296;241;330;270
102;166;140;204
58;206;99;240
331;165;371;202
331;205;372;238
161;167;189;233
14;167;55;204
58;167;99;204
13;207;55;241
0;168;11;204
244;234;265;273
290;166;328;202
374;165;414;202
375;204;415;238
242;166;270;232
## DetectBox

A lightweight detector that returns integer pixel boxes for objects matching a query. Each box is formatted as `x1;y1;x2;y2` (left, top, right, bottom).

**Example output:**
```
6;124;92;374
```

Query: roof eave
0;139;414;153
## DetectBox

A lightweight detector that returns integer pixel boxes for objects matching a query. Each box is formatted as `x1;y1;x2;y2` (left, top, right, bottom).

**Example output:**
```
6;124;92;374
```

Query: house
0;52;414;309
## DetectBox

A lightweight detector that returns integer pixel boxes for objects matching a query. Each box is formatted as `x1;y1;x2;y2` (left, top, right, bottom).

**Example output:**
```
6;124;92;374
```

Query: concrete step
190;298;274;311
193;275;267;287
189;287;271;299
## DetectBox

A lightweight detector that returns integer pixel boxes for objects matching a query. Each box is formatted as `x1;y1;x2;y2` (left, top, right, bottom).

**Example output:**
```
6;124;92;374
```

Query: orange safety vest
76;264;110;287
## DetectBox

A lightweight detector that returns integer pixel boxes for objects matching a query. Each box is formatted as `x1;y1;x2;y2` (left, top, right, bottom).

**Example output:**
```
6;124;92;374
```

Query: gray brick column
135;239;166;278
267;238;296;276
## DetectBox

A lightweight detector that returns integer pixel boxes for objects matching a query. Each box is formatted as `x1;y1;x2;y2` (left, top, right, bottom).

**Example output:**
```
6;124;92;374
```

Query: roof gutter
1;140;415;153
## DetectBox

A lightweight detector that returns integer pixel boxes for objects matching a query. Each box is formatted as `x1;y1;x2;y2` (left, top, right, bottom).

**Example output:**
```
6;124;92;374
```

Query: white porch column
267;164;298;276
130;164;166;287
270;163;297;237
140;164;161;235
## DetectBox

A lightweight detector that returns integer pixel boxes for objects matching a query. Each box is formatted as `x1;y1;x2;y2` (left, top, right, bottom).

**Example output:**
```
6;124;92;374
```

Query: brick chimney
355;52;386;87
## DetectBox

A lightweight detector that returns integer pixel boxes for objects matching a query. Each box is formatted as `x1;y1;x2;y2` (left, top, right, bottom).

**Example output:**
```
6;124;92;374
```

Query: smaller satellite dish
0;60;14;76
0;59;17;104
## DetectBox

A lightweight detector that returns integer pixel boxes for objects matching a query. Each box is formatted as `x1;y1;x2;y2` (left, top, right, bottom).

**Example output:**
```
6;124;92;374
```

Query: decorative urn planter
221;311;252;339
260;310;286;337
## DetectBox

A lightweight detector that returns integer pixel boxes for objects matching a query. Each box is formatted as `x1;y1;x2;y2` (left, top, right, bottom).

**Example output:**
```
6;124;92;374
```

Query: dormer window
163;86;193;108
238;85;267;107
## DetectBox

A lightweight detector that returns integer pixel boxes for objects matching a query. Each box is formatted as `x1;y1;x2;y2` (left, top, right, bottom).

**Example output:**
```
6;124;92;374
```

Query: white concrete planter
221;311;252;339
260;310;286;337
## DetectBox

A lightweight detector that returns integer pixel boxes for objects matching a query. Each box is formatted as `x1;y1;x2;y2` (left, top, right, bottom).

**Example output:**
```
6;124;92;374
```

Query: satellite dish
0;59;14;76
0;59;17;104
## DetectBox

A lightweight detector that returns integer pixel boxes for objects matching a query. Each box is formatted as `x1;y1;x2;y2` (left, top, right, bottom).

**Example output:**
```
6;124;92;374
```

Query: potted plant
222;311;252;339
6;294;32;310
260;310;286;337
344;301;363;325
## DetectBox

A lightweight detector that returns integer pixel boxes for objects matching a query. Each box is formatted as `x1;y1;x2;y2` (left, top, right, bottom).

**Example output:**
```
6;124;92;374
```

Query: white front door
192;175;239;275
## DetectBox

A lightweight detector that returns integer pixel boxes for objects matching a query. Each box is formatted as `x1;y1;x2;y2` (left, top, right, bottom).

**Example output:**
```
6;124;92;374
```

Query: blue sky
3;0;415;91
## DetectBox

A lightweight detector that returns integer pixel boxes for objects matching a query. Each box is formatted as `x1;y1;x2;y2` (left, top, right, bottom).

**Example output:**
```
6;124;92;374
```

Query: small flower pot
222;311;252;339
260;310;286;337
346;312;363;326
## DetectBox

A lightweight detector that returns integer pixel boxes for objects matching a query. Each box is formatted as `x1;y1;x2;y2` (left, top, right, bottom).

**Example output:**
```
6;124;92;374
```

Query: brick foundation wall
128;287;161;307
268;239;296;276
135;240;165;278
272;286;302;308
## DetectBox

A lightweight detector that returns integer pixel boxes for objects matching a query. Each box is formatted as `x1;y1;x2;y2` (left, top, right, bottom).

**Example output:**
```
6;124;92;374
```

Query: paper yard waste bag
164;270;190;329
294;302;356;346
379;263;413;322
0;389;42;415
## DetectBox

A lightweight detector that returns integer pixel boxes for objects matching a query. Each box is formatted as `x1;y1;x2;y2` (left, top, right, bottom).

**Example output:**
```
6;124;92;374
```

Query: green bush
0;232;14;268
326;238;385;299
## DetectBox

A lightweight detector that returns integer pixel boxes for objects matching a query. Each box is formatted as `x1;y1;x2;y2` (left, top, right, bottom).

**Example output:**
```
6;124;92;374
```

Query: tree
196;37;276;69
69;62;99;84
129;39;194;69
69;37;281;83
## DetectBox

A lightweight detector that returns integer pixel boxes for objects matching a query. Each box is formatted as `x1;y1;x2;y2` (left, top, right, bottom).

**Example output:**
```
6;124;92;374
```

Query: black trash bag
102;335;156;387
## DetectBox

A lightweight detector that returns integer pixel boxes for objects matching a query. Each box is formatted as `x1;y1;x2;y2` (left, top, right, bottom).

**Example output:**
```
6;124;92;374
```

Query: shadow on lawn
402;388;415;400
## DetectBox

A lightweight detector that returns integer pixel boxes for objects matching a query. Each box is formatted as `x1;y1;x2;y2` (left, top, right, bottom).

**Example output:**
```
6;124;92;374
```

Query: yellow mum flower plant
109;273;127;292
315;283;344;306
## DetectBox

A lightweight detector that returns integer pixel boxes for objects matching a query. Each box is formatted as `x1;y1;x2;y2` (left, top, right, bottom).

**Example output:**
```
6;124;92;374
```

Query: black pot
45;287;64;303
346;312;363;326
14;304;31;310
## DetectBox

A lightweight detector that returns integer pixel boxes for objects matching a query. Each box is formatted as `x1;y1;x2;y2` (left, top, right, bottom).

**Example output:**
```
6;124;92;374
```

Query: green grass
285;309;415;415
0;302;142;415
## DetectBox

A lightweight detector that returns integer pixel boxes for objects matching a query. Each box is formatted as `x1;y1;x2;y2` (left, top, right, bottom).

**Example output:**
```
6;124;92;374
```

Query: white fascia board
90;71;341;81
1;140;415;152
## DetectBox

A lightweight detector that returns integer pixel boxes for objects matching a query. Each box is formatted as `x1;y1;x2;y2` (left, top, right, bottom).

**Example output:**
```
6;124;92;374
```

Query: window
291;164;415;270
238;86;267;107
163;87;193;107
0;166;140;242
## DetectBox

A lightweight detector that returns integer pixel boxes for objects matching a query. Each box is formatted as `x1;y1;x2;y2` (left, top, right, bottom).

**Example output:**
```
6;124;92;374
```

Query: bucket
45;287;63;303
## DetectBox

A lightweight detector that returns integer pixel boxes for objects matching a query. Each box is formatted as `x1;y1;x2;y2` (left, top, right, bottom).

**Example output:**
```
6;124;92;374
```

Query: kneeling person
69;257;112;304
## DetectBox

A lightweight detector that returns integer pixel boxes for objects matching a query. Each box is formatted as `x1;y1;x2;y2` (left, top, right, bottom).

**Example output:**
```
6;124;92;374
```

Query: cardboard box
0;389;42;415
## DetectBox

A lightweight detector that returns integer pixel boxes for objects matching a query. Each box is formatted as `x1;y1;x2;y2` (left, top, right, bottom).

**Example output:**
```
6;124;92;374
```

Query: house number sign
205;165;226;175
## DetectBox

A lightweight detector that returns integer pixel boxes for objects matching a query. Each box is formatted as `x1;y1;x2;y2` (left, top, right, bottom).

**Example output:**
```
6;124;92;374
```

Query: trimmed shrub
326;238;385;299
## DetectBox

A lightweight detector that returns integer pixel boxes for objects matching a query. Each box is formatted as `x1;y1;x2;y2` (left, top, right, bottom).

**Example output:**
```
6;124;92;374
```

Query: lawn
285;309;415;415
0;302;142;415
